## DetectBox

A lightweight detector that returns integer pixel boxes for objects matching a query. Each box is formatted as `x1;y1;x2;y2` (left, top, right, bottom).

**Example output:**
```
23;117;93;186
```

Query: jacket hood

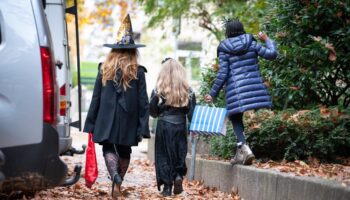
218;34;254;54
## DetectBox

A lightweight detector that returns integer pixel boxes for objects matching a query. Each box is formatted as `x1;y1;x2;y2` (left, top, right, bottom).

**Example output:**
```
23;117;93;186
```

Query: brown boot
119;158;130;179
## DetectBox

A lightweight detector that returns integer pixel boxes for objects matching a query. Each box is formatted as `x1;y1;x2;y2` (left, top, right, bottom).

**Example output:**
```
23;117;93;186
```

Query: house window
179;56;201;81
177;41;202;82
190;57;200;81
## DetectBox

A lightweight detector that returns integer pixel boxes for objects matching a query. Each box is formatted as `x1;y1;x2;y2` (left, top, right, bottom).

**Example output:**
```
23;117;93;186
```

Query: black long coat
83;64;150;146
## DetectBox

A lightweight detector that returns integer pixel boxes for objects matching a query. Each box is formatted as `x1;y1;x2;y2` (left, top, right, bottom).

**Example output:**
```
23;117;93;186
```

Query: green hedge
246;107;350;161
209;107;350;161
209;125;236;160
260;0;350;109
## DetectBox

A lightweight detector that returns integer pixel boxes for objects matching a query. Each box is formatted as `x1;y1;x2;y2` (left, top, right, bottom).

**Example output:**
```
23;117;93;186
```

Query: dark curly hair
225;19;245;38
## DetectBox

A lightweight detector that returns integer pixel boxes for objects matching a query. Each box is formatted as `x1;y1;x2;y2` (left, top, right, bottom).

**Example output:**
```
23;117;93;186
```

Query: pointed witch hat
104;14;145;49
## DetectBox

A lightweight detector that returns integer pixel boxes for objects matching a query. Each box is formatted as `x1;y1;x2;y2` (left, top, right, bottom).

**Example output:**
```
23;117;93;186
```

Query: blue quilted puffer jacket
210;33;277;116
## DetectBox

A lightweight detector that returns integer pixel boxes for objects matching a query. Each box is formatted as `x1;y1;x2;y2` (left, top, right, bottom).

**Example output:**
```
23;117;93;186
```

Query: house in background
70;2;218;119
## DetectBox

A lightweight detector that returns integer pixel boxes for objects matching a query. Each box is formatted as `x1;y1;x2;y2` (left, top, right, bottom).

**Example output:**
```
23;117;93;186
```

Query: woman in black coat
84;14;150;197
84;61;149;146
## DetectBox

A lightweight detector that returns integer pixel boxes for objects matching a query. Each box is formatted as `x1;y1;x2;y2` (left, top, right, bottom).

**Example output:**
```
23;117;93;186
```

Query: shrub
245;107;350;161
209;125;236;160
198;63;226;108
261;0;350;109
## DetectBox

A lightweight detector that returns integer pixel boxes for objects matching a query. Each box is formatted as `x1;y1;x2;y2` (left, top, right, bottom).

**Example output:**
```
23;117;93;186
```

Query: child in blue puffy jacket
205;19;277;165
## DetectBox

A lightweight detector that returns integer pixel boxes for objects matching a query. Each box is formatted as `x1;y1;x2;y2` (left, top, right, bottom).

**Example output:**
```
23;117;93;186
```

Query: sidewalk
33;131;235;199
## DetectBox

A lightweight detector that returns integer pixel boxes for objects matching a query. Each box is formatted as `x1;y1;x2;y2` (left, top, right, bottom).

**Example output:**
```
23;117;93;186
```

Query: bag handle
205;102;216;108
202;96;216;107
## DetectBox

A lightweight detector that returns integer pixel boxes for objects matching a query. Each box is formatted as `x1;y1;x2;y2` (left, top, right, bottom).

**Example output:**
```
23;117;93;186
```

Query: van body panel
47;0;65;4
0;0;69;191
0;0;43;148
1;123;67;192
32;0;52;47
46;0;72;153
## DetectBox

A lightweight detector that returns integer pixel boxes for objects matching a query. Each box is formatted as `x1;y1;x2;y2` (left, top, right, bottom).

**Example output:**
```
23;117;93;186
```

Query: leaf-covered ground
7;131;349;200
32;160;239;200
254;158;350;187
28;134;240;200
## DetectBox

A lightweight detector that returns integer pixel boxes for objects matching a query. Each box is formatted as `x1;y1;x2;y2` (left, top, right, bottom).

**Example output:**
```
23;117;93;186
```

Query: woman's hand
258;32;269;42
204;94;213;103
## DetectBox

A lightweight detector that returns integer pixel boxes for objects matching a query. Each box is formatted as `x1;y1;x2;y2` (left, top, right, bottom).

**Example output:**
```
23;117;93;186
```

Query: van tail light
41;47;57;124
60;85;67;116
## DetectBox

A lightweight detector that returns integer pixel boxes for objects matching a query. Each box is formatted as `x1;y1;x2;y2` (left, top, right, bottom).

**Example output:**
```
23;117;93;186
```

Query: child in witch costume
150;58;196;197
84;14;150;197
205;19;277;165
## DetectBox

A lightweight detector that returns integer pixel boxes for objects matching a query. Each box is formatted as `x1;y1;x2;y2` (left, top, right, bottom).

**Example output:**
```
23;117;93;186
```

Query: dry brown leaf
295;160;308;167
325;42;337;61
290;110;310;122
289;86;300;91
212;63;219;72
320;105;330;118
312;36;322;42
36;154;238;199
329;52;337;61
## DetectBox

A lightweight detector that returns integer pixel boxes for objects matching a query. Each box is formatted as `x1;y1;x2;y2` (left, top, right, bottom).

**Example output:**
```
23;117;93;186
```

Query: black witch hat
103;14;145;49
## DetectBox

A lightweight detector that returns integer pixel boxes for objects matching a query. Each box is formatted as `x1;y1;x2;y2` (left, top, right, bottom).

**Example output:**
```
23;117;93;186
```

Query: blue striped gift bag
189;105;227;136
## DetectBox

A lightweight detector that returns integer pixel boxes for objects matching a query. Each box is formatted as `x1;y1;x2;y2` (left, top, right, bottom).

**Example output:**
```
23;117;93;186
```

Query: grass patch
72;61;99;89
81;61;99;77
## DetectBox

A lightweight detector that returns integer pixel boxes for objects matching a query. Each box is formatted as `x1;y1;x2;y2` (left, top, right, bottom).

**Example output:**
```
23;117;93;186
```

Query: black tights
102;144;131;179
229;113;246;145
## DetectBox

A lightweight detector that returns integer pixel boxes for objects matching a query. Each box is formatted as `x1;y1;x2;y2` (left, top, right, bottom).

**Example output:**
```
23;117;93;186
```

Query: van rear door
45;0;72;154
0;0;43;148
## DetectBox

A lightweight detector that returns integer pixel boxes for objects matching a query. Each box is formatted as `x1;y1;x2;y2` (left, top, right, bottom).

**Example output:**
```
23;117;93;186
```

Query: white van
0;0;81;192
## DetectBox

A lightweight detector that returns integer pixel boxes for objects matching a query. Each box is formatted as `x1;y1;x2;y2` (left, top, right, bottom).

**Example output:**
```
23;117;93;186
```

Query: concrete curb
185;157;350;200
147;135;350;200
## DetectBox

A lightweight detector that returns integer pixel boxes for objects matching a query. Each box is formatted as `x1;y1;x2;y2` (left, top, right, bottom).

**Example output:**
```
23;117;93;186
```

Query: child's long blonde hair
156;59;190;107
101;49;139;90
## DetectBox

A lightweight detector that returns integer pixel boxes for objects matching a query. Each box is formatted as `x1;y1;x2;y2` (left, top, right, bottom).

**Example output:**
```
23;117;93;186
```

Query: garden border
147;135;350;200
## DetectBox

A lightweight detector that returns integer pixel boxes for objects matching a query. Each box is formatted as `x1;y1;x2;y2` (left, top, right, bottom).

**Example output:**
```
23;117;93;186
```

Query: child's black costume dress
149;89;196;190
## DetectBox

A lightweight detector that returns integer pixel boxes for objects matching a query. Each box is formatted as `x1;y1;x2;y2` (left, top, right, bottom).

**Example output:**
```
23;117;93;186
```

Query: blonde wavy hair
101;49;139;90
156;59;190;107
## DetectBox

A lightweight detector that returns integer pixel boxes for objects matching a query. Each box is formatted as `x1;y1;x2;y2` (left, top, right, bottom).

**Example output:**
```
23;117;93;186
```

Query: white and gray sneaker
230;144;255;165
